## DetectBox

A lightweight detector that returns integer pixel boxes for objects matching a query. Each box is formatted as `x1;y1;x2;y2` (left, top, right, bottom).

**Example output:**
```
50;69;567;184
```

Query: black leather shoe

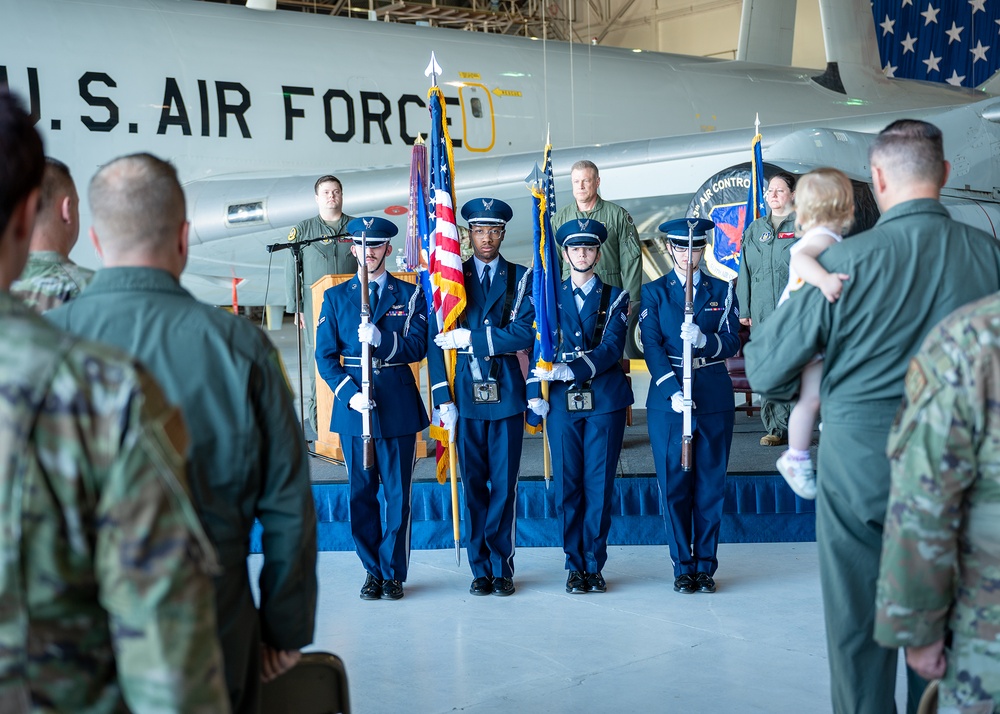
381;579;404;600
360;573;382;600
566;570;589;594
470;576;493;596
695;572;717;593
492;577;515;597
673;573;697;594
585;571;607;593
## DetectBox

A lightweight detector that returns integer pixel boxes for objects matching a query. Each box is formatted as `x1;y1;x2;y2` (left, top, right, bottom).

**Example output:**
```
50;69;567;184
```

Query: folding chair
261;651;350;714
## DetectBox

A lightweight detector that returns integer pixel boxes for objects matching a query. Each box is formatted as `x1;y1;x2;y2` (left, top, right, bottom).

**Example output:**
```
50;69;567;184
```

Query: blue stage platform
250;475;815;553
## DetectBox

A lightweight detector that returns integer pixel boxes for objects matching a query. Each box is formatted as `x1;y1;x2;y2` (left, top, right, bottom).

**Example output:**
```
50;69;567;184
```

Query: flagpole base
454;539;461;566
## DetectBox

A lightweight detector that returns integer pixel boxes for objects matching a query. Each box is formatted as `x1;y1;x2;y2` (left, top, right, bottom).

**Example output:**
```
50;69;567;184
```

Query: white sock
787;448;810;461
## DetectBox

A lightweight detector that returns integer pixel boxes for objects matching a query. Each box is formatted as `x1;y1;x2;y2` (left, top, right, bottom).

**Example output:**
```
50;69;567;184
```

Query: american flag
872;0;1000;87
426;83;466;482
426;85;466;332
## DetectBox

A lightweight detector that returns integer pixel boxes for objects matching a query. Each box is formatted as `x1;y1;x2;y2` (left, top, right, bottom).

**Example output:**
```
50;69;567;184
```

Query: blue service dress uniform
429;257;534;580
640;268;740;577
315;273;429;582
531;277;633;574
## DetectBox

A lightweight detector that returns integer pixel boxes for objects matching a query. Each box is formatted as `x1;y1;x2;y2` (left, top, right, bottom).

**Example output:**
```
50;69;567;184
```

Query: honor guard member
315;217;429;601
285;175;356;431
429;198;534;597
529;218;633;594
639;219;740;595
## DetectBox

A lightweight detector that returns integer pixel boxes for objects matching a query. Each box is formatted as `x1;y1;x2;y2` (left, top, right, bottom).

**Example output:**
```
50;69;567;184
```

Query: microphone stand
266;234;347;463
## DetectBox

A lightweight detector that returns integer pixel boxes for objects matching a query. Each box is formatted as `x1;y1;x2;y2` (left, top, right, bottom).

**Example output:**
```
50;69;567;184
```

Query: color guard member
529;219;633;594
315;217;429;601
639;219;739;595
430;198;534;597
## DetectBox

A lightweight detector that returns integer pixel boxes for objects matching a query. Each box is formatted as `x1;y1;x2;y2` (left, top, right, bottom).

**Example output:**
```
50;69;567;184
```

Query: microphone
265;233;346;253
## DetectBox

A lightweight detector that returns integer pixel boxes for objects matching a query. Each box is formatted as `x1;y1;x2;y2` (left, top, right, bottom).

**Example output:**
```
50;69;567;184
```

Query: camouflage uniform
49;267;318;714
10;250;94;313
283;214;356;429
554;197;643;302
876;292;1000;714
0;290;229;713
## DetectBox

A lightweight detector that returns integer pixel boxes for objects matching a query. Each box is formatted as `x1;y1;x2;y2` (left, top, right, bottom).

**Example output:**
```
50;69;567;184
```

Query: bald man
48;153;318;714
10;158;93;312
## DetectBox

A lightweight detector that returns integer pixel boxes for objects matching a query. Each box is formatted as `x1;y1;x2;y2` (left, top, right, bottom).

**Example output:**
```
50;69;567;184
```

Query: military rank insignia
287;226;297;242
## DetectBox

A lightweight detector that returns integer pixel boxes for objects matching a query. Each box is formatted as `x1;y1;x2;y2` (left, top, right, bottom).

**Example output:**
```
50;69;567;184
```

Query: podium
310;272;430;461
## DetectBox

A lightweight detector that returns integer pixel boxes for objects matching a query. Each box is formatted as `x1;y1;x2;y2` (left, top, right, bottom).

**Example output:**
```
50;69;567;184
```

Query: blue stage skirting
250;475;815;552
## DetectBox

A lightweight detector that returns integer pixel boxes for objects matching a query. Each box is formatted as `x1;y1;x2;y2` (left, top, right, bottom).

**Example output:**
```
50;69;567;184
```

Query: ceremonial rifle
681;221;695;472
358;230;376;470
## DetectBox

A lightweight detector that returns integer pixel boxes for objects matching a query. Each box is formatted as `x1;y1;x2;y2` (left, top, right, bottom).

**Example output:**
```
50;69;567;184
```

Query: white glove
527;398;550;418
439;402;458;439
349;392;374;412
358;322;381;347
680;322;707;349
670;391;695;413
434;328;471;350
532;363;574;382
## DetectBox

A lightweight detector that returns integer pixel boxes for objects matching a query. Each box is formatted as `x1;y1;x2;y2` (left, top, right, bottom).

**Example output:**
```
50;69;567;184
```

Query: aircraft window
226;201;266;226
470;98;483;119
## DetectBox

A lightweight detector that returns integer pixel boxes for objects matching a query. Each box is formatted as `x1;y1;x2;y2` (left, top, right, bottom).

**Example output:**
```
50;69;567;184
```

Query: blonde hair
794;168;854;234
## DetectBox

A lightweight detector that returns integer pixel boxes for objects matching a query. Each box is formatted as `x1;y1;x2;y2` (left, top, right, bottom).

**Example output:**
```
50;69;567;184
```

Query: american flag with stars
872;0;1000;87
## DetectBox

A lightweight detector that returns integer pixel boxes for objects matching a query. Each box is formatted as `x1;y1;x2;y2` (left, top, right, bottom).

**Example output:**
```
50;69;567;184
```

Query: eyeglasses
672;246;705;254
470;228;503;237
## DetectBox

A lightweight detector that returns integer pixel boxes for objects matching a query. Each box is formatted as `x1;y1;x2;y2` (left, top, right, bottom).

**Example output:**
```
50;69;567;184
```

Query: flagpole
526;153;557;490
542;382;551;487
542;128;552;490
425;51;462;565
448;422;460;564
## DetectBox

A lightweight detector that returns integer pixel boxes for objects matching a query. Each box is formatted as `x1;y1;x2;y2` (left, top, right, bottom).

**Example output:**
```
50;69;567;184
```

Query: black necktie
482;265;492;294
370;283;380;313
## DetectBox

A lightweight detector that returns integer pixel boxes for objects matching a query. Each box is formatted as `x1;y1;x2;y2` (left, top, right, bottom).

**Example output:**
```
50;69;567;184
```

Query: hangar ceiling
198;0;741;49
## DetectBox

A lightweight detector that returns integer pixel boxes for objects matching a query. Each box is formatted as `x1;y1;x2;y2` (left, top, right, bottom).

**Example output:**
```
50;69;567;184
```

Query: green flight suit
736;212;798;438
0;291;228;713
10;250;94;313
49;268;317;714
553;197;643;302
283;213;356;430
876;292;1000;714
744;199;1000;714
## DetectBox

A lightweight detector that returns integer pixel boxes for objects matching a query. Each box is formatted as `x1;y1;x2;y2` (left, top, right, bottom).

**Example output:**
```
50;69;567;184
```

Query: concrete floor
251;543;910;714
260;317;908;714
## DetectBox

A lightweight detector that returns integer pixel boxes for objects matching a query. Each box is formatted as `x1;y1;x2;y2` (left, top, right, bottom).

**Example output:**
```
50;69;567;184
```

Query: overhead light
246;0;277;11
